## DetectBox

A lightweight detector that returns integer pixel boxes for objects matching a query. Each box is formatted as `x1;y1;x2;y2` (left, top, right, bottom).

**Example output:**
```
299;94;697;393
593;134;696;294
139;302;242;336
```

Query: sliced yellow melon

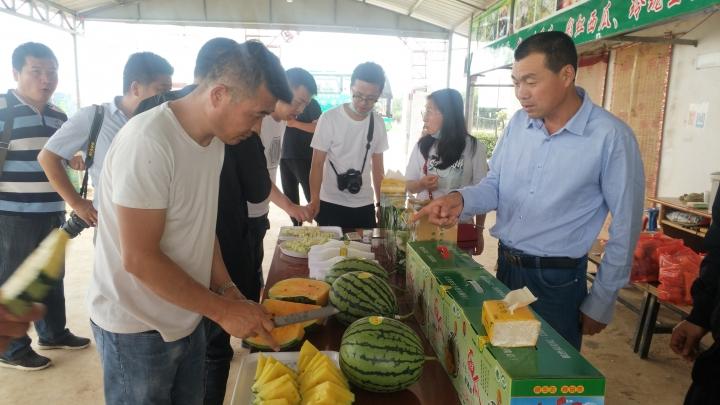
302;381;354;404
268;278;331;306
252;360;297;392
0;229;68;316
256;399;290;405
255;353;268;381
298;341;320;373
300;366;348;394
256;375;300;403
262;299;322;330
245;323;305;352
301;390;353;405
301;353;344;383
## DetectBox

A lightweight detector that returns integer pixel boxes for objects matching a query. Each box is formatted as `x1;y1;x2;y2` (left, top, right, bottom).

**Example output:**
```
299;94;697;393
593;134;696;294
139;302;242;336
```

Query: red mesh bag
657;247;703;304
631;232;682;283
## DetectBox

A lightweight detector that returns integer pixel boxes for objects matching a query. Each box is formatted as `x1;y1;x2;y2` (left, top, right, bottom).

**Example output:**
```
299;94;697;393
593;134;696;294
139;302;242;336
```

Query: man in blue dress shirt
415;31;645;349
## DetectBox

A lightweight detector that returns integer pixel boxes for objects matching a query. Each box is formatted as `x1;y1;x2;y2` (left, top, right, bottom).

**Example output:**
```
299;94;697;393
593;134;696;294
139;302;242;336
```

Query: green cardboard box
407;241;605;405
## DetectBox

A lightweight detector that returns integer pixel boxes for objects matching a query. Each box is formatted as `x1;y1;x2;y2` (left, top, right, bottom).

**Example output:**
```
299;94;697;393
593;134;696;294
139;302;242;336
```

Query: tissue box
482;300;540;348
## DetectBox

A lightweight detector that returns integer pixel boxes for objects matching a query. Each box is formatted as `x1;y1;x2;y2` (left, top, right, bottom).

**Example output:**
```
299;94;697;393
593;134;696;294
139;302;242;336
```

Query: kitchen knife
272;305;340;327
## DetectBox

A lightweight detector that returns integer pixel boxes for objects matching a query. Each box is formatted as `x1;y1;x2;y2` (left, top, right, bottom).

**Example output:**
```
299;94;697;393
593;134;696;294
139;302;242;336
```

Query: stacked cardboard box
406;241;605;405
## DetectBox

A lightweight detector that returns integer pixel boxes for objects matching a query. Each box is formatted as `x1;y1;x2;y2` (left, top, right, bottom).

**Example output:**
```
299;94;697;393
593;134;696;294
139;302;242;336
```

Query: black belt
500;243;585;269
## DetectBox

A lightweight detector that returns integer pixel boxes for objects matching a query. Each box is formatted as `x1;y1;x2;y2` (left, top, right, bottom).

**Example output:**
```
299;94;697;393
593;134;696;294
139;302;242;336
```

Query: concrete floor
0;208;694;404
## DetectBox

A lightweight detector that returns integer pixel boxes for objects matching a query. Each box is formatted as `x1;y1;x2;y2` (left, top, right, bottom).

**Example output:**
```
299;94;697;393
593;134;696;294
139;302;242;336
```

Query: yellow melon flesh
268;278;330;306
301;353;345;384
262;299;322;330
245;323;305;352
298;341;320;374
255;354;268;381
257;374;299;401
300;366;348;394
256;400;290;405
302;381;355;404
301;389;353;405
252;361;297;392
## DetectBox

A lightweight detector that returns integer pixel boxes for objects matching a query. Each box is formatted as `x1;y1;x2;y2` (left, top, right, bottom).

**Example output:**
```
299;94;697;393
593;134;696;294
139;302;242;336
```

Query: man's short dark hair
194;37;238;80
286;68;317;96
202;40;292;104
351;62;385;93
514;31;578;74
123;52;174;94
12;42;58;71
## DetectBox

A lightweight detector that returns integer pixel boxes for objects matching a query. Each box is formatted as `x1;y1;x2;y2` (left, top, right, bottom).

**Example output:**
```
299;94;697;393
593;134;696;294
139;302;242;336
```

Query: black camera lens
61;212;89;239
345;169;362;194
347;180;361;194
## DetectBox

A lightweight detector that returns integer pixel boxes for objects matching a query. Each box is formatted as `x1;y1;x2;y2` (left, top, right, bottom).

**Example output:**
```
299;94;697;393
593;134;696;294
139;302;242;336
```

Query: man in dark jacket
671;192;720;404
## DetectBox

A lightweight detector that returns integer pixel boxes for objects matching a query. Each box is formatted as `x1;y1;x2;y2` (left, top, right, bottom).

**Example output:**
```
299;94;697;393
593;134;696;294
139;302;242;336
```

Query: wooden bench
587;240;692;359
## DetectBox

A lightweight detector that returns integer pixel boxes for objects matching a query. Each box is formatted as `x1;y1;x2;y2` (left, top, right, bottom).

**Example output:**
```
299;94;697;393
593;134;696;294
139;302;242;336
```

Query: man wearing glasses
308;62;388;228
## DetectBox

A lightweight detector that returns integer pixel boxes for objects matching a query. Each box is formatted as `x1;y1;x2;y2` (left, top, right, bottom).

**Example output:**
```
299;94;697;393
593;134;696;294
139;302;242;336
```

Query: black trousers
316;200;376;229
280;158;311;226
685;341;720;404
204;214;269;405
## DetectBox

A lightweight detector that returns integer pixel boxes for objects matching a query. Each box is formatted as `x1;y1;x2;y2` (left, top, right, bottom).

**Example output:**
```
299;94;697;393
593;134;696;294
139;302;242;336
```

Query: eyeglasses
352;93;380;104
421;108;440;119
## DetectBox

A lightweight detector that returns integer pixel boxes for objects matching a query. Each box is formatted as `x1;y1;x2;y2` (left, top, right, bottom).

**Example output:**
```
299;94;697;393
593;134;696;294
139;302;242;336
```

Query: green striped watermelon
339;316;425;392
330;271;398;325
325;257;388;286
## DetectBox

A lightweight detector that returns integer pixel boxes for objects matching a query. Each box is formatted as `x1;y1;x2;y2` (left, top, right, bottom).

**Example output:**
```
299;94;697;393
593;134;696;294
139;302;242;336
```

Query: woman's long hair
418;88;476;170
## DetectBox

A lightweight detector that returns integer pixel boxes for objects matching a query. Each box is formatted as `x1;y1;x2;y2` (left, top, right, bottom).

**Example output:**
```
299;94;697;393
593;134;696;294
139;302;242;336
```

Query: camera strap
79;104;105;199
329;113;374;176
0;93;19;178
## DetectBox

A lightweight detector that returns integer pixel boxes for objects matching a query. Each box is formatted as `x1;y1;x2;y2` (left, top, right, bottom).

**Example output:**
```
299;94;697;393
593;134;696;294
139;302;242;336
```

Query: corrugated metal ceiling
45;0;496;36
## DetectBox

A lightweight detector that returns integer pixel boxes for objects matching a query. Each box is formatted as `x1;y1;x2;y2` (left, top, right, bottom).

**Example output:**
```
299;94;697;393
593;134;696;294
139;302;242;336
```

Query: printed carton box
407;241;605;405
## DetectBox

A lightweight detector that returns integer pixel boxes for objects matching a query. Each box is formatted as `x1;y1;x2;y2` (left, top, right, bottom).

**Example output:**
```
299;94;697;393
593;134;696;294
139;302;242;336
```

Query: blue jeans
203;318;234;405
496;243;588;349
91;320;206;405
0;213;70;360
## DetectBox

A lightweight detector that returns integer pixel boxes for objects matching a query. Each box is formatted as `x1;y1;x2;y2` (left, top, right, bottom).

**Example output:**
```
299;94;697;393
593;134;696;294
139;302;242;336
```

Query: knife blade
272;305;340;327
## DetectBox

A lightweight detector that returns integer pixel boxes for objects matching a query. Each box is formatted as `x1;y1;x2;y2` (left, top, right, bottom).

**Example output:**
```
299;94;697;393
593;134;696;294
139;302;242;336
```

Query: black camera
61;212;89;239
336;169;363;194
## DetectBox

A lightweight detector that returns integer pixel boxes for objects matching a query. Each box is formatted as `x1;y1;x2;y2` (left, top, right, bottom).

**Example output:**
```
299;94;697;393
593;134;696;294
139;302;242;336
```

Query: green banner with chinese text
471;0;719;73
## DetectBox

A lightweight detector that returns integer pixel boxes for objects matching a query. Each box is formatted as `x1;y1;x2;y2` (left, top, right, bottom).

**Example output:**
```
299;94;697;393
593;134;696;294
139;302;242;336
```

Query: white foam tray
230;350;340;405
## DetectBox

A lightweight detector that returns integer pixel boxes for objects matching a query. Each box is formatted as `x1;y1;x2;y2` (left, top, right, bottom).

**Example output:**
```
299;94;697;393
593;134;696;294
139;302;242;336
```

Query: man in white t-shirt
309;62;389;228
87;41;293;405
39;52;173;228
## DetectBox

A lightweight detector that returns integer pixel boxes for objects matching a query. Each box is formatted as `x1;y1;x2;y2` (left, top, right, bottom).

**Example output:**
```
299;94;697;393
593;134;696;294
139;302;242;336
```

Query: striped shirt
0;90;67;215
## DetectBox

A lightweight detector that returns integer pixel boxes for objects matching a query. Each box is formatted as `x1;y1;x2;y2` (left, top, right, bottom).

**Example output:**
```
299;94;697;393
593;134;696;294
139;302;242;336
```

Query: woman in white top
405;88;489;254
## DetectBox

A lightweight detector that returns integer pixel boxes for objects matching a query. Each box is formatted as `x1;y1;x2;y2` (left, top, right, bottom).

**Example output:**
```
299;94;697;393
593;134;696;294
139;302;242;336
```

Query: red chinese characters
565;17;575;36
667;0;682;8
647;0;663;12
629;0;647;21
587;10;598;33
600;1;613;30
575;14;586;36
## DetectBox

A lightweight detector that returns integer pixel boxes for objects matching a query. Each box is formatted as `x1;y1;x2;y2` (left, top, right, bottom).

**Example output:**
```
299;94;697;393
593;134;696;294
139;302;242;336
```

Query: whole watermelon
340;316;425;392
325;257;388;286
330;271;398;325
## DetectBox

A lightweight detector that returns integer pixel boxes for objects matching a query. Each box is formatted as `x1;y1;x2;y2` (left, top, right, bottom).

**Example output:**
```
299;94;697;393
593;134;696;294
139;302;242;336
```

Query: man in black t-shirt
280;98;321;225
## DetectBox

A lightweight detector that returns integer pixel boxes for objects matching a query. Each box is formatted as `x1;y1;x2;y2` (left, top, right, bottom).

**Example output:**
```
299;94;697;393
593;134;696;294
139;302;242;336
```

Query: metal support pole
72;32;81;109
464;13;473;128
446;32;453;88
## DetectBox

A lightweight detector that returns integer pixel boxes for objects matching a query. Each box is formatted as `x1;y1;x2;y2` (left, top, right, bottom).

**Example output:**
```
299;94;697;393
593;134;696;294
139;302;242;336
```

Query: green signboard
470;0;720;74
